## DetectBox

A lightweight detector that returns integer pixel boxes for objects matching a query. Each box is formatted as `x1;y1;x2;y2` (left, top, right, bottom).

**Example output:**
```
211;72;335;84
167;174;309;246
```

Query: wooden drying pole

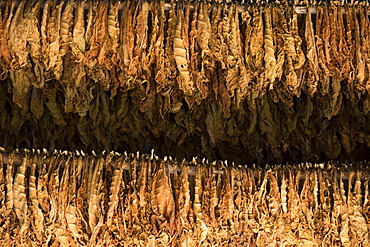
0;148;369;180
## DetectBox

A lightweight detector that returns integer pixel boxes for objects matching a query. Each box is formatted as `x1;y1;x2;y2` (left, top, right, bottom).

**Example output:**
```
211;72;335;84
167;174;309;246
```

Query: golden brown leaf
151;159;174;221
13;154;28;222
174;10;193;96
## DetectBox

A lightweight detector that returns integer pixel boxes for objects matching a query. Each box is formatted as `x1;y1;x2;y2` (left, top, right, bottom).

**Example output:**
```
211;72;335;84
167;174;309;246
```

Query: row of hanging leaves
1;0;370;164
2;0;370;110
0;149;369;246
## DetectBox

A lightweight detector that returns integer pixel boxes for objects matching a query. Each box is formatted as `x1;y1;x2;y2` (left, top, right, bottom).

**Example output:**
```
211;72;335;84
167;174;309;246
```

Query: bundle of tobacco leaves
0;149;369;246
0;0;370;165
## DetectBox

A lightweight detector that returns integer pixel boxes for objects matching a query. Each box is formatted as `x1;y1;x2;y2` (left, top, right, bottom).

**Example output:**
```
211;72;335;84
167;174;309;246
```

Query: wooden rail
1;148;369;180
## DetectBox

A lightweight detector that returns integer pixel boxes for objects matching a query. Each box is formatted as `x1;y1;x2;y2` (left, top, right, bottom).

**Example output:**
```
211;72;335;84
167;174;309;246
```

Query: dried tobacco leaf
315;5;331;96
65;157;84;244
0;0;13;79
195;2;212;100
345;4;356;87
71;0;86;62
174;6;194;96
304;6;320;96
106;157;124;228
44;88;66;126
249;7;264;74
8;1;40;106
361;5;370;92
29;158;45;243
56;155;77;246
41;0;53;72
5;152;14;214
13;154;28;223
263;6;277;89
280;6;304;96
0;153;4;208
151;159;175;221
96;1;112;70
194;162;208;243
60;1;75;57
108;0;121;67
354;7;365;89
132;1;149;78
47;1;65;80
30;87;44;120
88;157;104;234
9;1;27;69
84;1;110;89
120;0;135;86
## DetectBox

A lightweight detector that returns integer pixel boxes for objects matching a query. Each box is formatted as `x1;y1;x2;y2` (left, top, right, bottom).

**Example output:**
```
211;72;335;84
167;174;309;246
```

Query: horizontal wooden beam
0;149;369;180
